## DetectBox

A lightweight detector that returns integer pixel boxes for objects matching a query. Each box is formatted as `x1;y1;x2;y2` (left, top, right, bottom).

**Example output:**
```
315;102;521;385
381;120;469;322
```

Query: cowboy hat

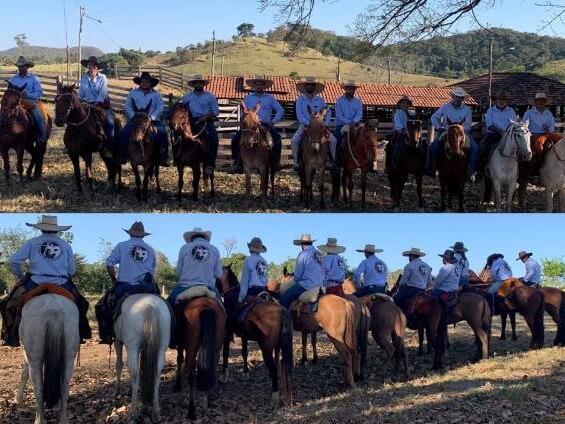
318;238;346;254
26;215;71;232
493;91;510;101
356;244;383;254
183;227;212;243
450;87;467;98
534;92;548;101
397;95;414;107
246;76;274;90
187;74;210;87
438;249;455;261
133;72;159;88
402;247;426;257
450;242;468;253
341;80;359;89
516;251;533;261
14;56;34;68
123;221;150;238
248;237;267;253
296;77;325;96
80;55;103;69
293;234;316;246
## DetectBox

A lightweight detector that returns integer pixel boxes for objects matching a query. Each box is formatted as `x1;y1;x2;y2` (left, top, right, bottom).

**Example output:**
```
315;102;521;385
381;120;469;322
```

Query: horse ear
283;266;288;277
72;82;79;90
320;108;327;118
56;76;63;90
523;119;529;129
307;105;312;116
241;101;249;114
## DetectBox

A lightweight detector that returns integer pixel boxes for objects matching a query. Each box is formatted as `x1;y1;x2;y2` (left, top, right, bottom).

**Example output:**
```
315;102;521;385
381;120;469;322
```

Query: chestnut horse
174;296;226;420
240;103;275;204
539;137;565;212
437;121;467;212
169;103;206;204
386;120;427;210
340;124;375;208
54;81;119;194
219;267;293;406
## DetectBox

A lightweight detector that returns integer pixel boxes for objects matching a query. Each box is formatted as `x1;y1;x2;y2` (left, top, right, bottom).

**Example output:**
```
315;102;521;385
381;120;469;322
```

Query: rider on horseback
485;253;513;312
238;237;270;303
230;77;284;173
451;241;471;287
352;244;388;297
0;216;91;346
431;249;460;335
318;238;347;297
280;234;325;308
393;248;431;309
523;93;556;137
516;250;541;288
387;95;414;172
95;222;159;345
9;56;47;146
334;81;363;167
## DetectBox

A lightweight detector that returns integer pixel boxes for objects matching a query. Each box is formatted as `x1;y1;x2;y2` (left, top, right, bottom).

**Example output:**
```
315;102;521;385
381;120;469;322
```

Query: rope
345;128;360;169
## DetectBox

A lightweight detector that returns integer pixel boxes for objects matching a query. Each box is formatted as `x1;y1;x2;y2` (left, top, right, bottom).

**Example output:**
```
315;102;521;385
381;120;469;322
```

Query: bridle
55;91;91;127
0;88;24;123
498;124;531;160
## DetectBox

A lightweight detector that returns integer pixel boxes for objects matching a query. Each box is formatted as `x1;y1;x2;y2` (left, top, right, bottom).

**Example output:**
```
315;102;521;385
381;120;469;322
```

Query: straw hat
26;215;71;232
450;87;467;98
293;234;316;246
356;244;383;254
438;249;455;261
80;55;102;69
450;242;468;253
341;80;359;89
187;74;210;87
296;77;325;96
123;222;150;238
15;56;34;68
318;238;346;254
133;72;159;88
402;247;426;257
246;76;274;90
184;227;212;243
248;237;267;253
516;251;533;261
397;95;413;107
534;92;547;102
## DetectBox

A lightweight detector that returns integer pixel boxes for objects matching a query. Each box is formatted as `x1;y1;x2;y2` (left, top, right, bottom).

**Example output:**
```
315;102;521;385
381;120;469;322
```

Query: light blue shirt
9;73;43;101
78;73;109;104
433;263;460;292
399;258;432;290
322;254;346;287
523;107;556;134
490;258;513;282
238;253;269;302
106;237;156;284
10;234;75;285
125;88;164;121
431;102;473;132
454;252;470;281
353;255;388;288
296;95;331;126
335;95;363;126
393;109;408;132
243;93;284;124
485;105;517;134
294;246;325;290
523;258;541;284
182;90;220;119
176;237;222;288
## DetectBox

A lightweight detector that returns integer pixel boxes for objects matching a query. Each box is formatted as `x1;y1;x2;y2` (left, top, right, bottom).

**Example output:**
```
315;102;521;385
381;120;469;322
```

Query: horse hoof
151;412;162;423
511;336;518;341
242;371;250;381
219;371;229;384
272;392;280;407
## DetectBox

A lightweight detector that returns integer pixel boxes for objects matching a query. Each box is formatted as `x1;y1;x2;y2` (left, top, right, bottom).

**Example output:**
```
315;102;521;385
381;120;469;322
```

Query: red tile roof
204;76;476;108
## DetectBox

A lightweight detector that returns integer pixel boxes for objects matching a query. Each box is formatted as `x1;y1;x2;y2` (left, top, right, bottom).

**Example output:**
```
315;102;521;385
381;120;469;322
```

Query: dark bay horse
437;121;467;212
219;267;293;406
340;124;375;208
386;121;427;210
169;103;207;204
54;81;119;195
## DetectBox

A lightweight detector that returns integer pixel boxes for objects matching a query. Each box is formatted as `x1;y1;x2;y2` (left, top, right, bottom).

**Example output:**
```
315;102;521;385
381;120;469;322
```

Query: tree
14;33;29;52
119;48;145;69
222;253;247;279
541;258;565;288
237;23;256;38
222;238;238;257
155;251;177;294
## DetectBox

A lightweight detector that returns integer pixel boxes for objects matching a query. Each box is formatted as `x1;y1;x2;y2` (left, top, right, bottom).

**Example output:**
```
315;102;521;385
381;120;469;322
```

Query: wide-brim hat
297;77;325;96
248;237;267;253
80;55;102;69
534;92;548;102
187;74;210;87
133;72;159;87
402;247;426;257
397;95;413;107
318;238;346;254
124;221;150;238
184;227;212;243
15;56;34;68
26;215;71;232
293;234;316;246
493;91;510;101
451;87;467;98
246;76;274;90
450;242;468;253
356;244;383;254
516;251;533;261
438;249;455;260
341;80;359;89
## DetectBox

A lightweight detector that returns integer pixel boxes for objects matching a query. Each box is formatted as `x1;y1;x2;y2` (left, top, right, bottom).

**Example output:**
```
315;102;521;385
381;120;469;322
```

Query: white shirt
485;105;517;134
176;237;223;288
523;258;541;284
523;107;556;134
433;263;460;292
431;102;473;132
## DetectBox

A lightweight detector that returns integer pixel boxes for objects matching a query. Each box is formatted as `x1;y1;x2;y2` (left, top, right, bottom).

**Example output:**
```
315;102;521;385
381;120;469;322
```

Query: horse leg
342;170;348;203
28;360;46;424
177;166;184;205
114;341;124;402
142;167;150;203
493;180;502;211
16;147;24;183
154;164;161;195
16;362;29;404
220;333;231;383
458;181;465;213
1;147;10;186
300;332;308;365
151;348;166;423
372;330;394;367
500;312;507;340
258;342;279;407
416;174;424;209
269;165;276;198
174;348;184;392
440;182;447;211
245;169;252;207
34;143;47;180
133;166;142;202
348;171;354;205
546;188;555;213
209;169;215;198
260;167;269;206
59;351;75;424
417;327;425;356
84;153;94;194
328;336;355;387
193;165;201;201
510;312;518;341
70;154;82;194
311;331;318;364
242;337;250;380
186;346;197;420
506;180;516;213
126;345;140;423
318;168;326;209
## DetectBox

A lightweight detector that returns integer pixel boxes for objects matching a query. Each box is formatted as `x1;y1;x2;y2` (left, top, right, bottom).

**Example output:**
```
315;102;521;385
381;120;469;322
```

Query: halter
241;126;262;147
55;92;91;127
498;124;530;160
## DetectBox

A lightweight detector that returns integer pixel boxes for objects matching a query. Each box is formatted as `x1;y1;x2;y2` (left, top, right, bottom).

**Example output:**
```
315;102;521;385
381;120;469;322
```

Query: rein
345;129;361;168
56;92;91;128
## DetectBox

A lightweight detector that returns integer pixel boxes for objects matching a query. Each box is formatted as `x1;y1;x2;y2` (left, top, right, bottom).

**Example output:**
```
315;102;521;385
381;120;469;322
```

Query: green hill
538;59;565;82
0;46;104;64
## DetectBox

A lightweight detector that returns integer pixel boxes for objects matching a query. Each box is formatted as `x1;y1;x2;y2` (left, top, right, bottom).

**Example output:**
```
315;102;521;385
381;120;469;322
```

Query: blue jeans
104;109;115;141
191;119;219;170
334;125;344;165
280;283;308;309
394;285;423;309
113;280;158;300
24;280;73;292
231;124;282;165
354;284;386;297
166;284;219;307
427;133;478;176
30;104;47;144
119;120;169;163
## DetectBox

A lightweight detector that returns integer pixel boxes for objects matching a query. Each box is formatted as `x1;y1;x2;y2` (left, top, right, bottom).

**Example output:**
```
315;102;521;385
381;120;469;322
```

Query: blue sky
0;214;563;276
0;0;562;52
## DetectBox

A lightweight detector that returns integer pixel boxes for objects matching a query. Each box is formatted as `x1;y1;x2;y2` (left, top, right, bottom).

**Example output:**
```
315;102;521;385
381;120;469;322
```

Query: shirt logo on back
375;263;385;273
255;261;267;276
419;265;428;277
40;241;62;261
337;258;345;271
314;251;323;265
191;245;209;262
130;246;149;263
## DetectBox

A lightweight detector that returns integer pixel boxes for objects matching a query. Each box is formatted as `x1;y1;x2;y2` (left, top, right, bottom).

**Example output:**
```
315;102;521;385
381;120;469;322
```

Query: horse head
307;109;327;152
241;103;262;148
407;120;423;145
1;82;24;115
131;111;152;144
169;103;193;140
54;79;79;127
504;120;532;162
446;121;465;157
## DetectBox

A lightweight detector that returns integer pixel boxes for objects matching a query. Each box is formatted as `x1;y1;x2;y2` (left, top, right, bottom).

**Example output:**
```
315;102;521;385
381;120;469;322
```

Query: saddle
359;292;394;307
175;285;226;315
237;291;277;323
18;284;75;313
290;286;325;316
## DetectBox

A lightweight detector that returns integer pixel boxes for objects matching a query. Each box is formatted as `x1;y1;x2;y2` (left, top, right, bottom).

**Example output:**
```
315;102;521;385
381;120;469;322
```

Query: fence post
114;63;118;79
138;64;141;76
168;93;174;111
159;66;163;85
181;72;185;91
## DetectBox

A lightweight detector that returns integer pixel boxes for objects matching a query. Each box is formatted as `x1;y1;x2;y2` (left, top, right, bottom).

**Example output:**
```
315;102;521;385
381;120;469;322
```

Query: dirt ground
0;314;563;423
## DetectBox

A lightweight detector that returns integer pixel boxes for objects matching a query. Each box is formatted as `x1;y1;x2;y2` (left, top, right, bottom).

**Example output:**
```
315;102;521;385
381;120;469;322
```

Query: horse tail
43;314;65;409
482;295;492;356
196;309;217;391
343;300;356;352
357;304;370;378
279;307;294;405
140;307;160;406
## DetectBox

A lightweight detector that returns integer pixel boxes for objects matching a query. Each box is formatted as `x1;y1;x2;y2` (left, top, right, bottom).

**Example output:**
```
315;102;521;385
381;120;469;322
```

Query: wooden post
113;62;118;79
488;38;494;108
138;64;141;76
387;59;391;85
181;72;185;90
159;66;163;84
211;30;216;76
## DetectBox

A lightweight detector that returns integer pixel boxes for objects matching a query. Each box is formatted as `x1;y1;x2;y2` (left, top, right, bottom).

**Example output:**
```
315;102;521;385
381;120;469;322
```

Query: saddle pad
19;284;75;311
176;285;218;303
298;287;324;304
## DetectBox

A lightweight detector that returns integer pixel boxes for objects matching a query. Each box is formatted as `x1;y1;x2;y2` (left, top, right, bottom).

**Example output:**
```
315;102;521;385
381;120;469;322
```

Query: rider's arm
96;74;109;104
213;247;223;280
78;76;87;101
352;99;363;124
209;94;220;118
323;102;331;126
148;247;157;276
150;92;165;121
294;253;306;282
175;248;185;278
523;261;535;283
105;245;121;282
9;241;32;283
433;267;447;290
238;259;250;303
124;93;135;120
399;264;411;286
67;246;76;277
271;97;285;125
485;108;496;133
431;106;444;131
296;97;310;126
25;75;42;101
335;98;345;126
463;107;473;132
353;261;365;288
546;112;556;133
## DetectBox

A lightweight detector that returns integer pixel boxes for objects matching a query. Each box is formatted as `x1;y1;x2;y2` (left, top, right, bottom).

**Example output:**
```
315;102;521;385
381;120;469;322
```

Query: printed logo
419;265;428;277
375;263;385;273
255;261;267;276
338;258;345;271
130;245;149;263
314;251;323;265
39;241;62;261
191;245;209;262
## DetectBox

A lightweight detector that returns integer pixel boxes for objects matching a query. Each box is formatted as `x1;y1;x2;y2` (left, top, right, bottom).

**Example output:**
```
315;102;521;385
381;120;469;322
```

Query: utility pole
387;59;392;85
78;6;85;79
221;55;225;76
211;30;216;76
488;37;494;108
336;54;341;81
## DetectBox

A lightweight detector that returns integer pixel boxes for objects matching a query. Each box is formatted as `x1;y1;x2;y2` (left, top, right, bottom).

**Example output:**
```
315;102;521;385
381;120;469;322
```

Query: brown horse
169;103;206;204
54;81;119;195
437;121;467;212
386;121;427;210
240;104;275;205
174;296;226;420
340;124;375;208
127;104;161;202
218;267;293;406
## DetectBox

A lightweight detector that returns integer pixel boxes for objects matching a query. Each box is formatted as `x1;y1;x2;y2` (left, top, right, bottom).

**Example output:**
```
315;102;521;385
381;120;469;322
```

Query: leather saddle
18;283;75;313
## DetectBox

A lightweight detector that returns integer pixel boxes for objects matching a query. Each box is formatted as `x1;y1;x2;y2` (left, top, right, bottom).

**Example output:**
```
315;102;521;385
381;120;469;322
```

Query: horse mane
446;124;465;156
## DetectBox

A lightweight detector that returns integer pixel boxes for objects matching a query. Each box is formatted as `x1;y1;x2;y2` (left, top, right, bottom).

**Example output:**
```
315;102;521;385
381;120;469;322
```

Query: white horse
113;294;171;423
486;121;532;211
16;294;80;424
540;137;565;212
